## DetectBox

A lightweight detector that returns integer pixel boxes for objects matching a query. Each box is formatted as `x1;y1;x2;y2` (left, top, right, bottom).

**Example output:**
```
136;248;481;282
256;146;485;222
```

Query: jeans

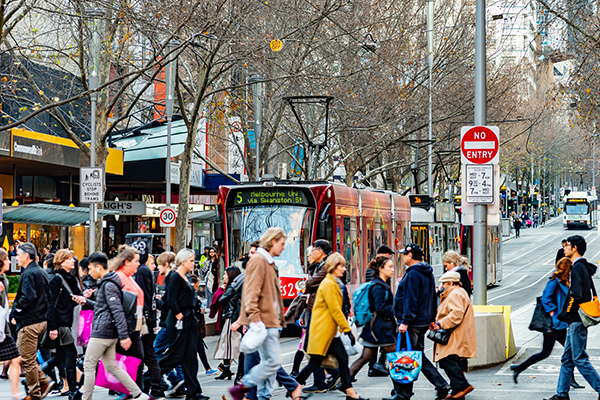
557;321;600;396
393;326;448;398
83;338;141;400
154;327;184;386
438;355;469;395
245;351;298;400
515;330;566;373
296;338;353;392
17;322;51;400
241;328;281;389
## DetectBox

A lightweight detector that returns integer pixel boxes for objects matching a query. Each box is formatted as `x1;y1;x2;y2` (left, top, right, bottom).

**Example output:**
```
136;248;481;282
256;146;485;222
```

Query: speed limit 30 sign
160;206;177;227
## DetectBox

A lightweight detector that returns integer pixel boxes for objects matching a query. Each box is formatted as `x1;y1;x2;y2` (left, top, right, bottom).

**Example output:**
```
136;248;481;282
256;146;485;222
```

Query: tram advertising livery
216;182;412;306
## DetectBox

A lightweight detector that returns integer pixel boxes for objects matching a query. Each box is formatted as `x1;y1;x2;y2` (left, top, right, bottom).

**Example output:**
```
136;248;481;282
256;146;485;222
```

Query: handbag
529;296;554;333
240;321;267;353
578;279;600;328
77;309;94;347
95;354;142;394
427;328;453;345
387;332;422;384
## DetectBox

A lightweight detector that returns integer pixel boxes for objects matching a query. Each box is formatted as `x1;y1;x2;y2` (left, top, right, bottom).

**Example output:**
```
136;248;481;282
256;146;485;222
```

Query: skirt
214;319;241;360
0;335;20;361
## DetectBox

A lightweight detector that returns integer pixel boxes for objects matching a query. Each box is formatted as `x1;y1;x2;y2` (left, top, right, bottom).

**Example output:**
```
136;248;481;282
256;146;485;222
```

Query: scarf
116;267;145;332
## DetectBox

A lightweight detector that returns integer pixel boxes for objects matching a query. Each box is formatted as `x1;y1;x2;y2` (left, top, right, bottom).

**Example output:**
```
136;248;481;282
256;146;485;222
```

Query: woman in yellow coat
295;253;367;400
430;271;477;399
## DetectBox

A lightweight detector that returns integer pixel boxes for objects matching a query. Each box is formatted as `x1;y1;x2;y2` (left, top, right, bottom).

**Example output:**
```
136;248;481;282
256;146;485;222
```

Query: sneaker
326;375;341;391
170;386;186;398
150;389;166;400
41;381;56;399
229;384;249;400
435;385;451;400
166;381;184;397
302;385;327;394
204;368;218;375
133;394;149;400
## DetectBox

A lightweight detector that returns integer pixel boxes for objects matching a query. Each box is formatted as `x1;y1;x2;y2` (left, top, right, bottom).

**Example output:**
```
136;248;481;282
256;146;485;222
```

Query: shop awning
112;119;188;162
189;210;216;222
3;204;118;226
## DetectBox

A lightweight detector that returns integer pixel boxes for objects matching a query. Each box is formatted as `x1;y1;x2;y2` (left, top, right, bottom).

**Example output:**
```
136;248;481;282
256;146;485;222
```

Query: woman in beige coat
295;253;367;400
430;271;476;399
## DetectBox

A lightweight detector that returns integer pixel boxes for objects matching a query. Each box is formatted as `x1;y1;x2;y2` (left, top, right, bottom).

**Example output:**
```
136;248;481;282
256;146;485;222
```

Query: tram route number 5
160;206;177;227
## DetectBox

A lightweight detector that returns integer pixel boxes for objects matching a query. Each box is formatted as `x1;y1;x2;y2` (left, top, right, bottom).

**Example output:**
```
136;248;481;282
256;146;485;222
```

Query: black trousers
296;338;352;391
197;337;211;371
515;329;566;373
141;332;162;389
43;343;77;391
438;355;469;395
393;326;448;398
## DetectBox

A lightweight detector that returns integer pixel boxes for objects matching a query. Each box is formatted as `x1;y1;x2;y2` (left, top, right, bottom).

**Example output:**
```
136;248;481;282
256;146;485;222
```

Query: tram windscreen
565;203;589;215
227;206;314;275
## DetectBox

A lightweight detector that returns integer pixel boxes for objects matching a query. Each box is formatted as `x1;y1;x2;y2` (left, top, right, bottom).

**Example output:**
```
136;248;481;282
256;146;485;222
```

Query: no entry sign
460;126;499;164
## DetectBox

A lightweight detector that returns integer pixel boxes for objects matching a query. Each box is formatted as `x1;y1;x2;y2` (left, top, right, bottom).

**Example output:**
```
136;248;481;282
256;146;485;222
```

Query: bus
214;181;412;305
409;196;461;278
563;191;598;229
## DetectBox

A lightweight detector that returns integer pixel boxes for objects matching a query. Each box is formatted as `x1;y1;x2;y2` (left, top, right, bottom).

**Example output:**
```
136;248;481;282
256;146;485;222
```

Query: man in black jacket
545;235;600;400
10;242;54;400
386;244;449;400
132;241;164;398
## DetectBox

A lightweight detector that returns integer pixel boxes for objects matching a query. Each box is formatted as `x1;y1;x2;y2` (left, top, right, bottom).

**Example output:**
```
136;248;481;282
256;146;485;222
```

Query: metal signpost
80;167;104;253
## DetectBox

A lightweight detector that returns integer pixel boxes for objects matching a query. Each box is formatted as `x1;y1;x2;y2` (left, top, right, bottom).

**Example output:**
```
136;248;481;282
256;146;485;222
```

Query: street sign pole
473;0;487;306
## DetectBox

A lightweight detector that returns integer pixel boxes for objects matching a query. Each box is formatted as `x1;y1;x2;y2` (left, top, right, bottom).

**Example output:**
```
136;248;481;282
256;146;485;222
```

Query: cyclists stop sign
460;126;499;164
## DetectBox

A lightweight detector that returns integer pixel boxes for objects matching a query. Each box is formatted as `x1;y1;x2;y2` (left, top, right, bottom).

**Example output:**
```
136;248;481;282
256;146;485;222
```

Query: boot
234;371;243;385
215;365;233;380
571;377;584;389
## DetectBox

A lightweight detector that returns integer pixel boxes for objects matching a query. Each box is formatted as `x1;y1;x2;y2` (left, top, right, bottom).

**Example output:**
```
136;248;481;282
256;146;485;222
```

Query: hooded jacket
394;261;437;326
90;272;130;341
11;261;50;331
558;257;597;324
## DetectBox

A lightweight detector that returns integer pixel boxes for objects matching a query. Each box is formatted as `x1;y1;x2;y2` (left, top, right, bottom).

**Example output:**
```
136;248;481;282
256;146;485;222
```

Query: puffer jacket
90;272;129;341
47;269;83;331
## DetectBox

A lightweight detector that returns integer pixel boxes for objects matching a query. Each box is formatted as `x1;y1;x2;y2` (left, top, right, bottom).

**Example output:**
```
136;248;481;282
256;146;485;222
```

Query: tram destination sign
228;187;314;208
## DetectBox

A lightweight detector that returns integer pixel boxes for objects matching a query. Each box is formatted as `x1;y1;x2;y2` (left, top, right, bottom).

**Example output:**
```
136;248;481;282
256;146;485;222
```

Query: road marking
489;268;555;302
502;275;527;288
503;232;561;264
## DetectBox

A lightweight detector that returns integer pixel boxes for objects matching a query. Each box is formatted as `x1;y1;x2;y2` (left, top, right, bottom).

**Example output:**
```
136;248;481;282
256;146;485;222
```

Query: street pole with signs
165;40;179;251
86;8;104;254
251;76;264;182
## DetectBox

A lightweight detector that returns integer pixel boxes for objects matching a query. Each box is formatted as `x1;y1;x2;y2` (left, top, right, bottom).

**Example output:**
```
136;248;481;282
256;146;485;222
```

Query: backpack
353;281;376;327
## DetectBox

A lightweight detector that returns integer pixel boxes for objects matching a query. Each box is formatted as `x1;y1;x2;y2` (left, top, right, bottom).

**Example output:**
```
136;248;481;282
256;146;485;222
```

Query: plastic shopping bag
95;354;142;395
77;310;94;347
340;330;363;357
240;321;267;353
387;332;422;384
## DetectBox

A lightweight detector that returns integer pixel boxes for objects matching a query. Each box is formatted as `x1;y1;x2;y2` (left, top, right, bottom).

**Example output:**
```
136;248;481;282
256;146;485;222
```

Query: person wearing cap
430;271;476;399
386;244;449;400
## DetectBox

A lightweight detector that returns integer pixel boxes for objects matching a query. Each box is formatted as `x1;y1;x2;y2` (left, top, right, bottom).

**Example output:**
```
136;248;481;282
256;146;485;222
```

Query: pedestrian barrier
469;305;516;369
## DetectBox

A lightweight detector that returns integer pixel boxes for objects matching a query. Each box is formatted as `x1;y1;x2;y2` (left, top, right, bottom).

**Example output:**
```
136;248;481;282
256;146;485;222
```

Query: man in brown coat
229;228;287;400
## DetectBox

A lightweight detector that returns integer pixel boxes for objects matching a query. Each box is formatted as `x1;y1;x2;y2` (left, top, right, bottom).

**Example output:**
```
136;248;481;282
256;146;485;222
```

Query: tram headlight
296;280;306;292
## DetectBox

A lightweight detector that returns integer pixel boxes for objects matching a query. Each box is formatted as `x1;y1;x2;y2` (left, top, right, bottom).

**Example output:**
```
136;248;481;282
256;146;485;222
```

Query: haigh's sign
104;201;146;215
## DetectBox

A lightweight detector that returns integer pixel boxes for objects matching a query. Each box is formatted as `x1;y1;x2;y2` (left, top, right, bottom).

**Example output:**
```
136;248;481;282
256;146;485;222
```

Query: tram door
411;225;430;264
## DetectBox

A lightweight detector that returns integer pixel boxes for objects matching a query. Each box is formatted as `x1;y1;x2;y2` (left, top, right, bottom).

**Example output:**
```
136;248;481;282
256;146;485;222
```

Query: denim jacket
541;277;568;330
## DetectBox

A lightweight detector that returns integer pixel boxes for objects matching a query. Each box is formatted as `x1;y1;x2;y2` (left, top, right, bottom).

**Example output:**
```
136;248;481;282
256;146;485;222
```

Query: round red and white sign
460;126;499;164
160;207;176;227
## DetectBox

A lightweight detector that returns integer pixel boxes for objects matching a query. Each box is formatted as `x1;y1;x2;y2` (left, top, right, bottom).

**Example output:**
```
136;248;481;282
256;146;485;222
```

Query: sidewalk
503;215;562;242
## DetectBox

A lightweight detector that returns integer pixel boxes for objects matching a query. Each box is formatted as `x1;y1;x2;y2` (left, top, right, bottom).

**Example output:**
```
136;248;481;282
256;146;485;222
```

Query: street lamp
165;40;179;251
251;75;264;182
86;8;104;254
426;0;434;197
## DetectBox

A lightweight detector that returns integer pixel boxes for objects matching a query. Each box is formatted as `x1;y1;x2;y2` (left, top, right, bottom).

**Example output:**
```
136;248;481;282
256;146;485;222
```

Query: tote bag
578;279;600;328
77;309;94;347
529;297;553;333
96;354;141;395
387;332;422;384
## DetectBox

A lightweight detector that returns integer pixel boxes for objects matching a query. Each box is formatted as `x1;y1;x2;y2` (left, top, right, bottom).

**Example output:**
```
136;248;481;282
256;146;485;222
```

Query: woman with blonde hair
442;251;472;296
294;253;367;400
510;257;582;388
159;249;208;400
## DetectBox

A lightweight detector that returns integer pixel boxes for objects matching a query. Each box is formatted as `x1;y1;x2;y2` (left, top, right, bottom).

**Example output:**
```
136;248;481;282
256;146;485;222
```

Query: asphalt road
3;219;600;400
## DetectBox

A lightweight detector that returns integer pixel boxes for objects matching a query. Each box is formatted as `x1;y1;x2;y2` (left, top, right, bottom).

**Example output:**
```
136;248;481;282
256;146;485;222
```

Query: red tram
215;182;412;305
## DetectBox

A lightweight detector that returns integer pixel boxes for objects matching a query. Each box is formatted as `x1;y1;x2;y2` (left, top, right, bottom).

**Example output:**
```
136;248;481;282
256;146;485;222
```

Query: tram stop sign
460;126;500;164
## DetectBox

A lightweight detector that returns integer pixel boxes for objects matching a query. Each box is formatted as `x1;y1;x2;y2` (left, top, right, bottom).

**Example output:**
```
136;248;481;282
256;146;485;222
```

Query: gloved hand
344;331;356;346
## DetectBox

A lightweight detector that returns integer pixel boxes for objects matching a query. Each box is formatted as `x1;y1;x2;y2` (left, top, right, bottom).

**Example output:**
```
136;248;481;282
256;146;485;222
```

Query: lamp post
251;76;264;182
426;0;434;197
86;8;104;254
165;40;179;251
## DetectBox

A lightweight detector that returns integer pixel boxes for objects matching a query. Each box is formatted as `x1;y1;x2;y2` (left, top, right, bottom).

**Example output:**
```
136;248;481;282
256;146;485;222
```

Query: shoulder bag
427;304;470;345
529;296;554;333
578;279;600;327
